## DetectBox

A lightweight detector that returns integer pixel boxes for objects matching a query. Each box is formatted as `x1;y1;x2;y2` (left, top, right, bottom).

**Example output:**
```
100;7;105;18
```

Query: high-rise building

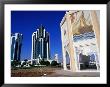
11;33;23;61
31;25;50;64
60;10;100;72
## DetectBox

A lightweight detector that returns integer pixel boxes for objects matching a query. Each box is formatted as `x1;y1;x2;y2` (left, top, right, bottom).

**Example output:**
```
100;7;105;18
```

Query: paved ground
43;69;100;77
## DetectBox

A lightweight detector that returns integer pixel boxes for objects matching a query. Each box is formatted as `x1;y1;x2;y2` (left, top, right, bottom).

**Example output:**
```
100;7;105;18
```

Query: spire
40;24;44;29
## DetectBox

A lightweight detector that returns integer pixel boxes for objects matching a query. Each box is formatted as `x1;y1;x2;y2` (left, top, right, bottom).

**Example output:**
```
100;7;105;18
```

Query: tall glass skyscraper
31;25;50;62
11;33;23;61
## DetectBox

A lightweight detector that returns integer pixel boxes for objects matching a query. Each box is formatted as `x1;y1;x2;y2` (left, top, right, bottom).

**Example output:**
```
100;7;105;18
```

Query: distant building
31;25;50;64
11;33;23;61
54;54;59;63
60;11;100;72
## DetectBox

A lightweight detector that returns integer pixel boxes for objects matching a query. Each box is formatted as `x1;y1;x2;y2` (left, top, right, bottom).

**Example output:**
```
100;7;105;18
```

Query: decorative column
73;46;79;71
90;11;100;70
61;28;67;70
90;10;100;50
66;12;76;72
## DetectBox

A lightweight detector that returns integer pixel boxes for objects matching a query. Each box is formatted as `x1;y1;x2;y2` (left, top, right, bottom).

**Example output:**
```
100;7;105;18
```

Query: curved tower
31;25;50;64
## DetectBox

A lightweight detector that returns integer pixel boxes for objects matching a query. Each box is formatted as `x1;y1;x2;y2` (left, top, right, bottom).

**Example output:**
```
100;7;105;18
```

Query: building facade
60;10;100;72
31;25;50;64
11;33;23;61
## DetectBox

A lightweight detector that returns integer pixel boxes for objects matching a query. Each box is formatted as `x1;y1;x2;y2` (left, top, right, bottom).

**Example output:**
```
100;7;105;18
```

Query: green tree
39;60;50;66
45;61;50;66
24;59;28;65
21;61;26;67
39;60;45;65
24;59;28;62
51;61;58;66
11;60;19;67
11;60;15;67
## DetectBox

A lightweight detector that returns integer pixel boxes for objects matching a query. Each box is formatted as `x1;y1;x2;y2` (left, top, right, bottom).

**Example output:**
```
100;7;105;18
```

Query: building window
64;29;66;36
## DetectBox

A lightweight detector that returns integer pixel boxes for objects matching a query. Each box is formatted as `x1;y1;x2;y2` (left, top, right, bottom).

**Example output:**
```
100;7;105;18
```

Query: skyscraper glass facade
11;33;23;61
31;25;50;61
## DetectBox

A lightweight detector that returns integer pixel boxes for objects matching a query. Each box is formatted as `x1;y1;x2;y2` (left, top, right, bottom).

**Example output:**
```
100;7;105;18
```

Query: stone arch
63;45;71;70
65;51;70;70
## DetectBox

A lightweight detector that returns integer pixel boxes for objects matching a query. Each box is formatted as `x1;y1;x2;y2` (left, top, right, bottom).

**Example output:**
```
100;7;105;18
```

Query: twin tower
31;25;50;62
11;25;50;62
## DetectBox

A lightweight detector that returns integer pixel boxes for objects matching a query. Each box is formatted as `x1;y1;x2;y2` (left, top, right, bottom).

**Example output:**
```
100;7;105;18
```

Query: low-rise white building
60;10;100;72
54;54;59;63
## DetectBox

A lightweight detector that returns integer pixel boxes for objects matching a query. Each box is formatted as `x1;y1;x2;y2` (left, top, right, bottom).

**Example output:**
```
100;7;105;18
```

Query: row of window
73;32;95;42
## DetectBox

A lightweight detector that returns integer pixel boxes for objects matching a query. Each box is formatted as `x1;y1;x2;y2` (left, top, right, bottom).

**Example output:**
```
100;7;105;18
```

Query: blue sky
11;11;66;63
